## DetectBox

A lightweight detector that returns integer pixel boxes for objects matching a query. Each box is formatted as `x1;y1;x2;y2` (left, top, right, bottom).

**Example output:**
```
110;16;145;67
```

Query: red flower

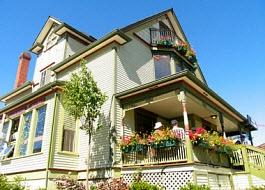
147;135;155;143
195;127;206;134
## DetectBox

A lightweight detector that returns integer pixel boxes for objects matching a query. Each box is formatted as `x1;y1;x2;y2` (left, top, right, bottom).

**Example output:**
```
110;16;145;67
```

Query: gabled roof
0;81;33;103
31;16;62;47
115;70;247;123
0;81;64;114
30;16;96;54
53;22;96;43
51;29;131;72
121;8;188;43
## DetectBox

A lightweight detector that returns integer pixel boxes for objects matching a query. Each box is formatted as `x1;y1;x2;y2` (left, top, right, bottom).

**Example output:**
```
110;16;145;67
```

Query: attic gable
30;17;97;54
30;17;62;54
121;8;188;43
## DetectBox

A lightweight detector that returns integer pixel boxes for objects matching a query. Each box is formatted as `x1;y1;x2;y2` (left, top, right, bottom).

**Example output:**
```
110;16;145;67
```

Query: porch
116;72;262;179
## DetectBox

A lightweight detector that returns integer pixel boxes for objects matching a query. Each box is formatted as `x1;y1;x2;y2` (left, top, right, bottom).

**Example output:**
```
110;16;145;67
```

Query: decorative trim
39;62;55;72
133;33;151;47
0;81;64;114
3;168;46;176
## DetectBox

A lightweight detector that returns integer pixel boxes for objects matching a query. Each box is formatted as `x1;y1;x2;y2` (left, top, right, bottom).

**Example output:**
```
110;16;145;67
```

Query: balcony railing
122;142;187;166
150;28;179;47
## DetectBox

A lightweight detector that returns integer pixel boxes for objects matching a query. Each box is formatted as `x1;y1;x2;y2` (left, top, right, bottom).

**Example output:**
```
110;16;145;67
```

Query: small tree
63;59;107;189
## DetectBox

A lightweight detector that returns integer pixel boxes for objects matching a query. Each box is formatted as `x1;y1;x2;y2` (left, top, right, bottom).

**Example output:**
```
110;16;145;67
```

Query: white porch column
121;109;126;138
177;91;190;135
177;90;193;163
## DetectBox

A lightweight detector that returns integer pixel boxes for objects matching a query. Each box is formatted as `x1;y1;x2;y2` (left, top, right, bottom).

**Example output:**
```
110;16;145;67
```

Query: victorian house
0;9;264;190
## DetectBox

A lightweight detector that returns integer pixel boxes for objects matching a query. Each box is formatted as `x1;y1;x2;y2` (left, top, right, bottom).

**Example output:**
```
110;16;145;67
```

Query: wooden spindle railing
122;142;187;166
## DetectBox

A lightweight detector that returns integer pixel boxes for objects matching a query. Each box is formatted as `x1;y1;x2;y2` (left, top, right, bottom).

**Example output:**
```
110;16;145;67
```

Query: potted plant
174;41;188;56
185;49;197;63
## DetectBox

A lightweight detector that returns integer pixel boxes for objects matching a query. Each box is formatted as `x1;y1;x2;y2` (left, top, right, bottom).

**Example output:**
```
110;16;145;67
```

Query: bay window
0;105;47;159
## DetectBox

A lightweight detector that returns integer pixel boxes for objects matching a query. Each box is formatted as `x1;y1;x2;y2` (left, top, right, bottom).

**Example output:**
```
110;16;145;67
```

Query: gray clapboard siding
5;89;33;106
52;98;79;170
116;35;155;93
55;47;115;170
64;36;86;58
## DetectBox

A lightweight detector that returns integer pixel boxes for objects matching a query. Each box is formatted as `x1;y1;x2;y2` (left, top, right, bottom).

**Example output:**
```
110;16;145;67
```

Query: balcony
150;28;177;47
149;28;197;65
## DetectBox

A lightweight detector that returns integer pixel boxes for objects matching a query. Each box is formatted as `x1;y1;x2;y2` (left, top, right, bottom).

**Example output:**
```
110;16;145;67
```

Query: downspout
45;92;59;189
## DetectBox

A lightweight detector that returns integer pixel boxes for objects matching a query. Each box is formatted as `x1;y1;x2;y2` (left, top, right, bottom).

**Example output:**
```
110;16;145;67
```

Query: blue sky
0;1;264;145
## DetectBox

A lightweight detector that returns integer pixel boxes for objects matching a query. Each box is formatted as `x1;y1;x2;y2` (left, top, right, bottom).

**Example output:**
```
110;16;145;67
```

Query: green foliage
250;185;265;190
0;174;26;190
130;181;161;190
180;183;210;190
90;185;98;190
55;175;86;190
63;59;107;134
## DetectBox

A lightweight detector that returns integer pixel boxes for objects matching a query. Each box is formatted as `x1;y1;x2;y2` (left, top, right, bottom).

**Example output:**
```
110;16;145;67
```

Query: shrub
250;185;265;190
130;181;161;190
0;174;26;190
55;175;85;190
180;183;210;190
96;178;129;190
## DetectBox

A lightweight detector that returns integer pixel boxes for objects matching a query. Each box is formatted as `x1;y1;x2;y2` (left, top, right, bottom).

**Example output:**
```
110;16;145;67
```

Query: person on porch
154;121;164;133
171;119;185;140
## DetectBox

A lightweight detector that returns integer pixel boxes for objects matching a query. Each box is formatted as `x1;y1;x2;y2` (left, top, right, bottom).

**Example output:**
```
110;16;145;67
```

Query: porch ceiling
137;91;239;133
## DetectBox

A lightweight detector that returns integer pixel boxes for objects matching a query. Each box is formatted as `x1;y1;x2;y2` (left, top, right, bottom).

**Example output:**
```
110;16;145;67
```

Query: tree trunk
86;128;92;189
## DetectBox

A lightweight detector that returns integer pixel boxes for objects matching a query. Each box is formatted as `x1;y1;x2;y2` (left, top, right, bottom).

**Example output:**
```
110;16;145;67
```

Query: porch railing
230;149;244;166
122;141;265;177
150;28;178;46
246;146;265;169
122;142;187;166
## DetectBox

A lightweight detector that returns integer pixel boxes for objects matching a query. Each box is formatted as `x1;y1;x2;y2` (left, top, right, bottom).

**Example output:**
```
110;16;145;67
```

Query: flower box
156;40;173;47
151;139;178;149
176;46;188;56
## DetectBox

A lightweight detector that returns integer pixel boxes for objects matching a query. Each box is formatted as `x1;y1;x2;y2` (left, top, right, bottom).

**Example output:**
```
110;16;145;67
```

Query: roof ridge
120;8;173;32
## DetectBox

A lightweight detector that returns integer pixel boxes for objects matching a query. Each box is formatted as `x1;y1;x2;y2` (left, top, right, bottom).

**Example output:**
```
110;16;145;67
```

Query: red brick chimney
14;52;31;88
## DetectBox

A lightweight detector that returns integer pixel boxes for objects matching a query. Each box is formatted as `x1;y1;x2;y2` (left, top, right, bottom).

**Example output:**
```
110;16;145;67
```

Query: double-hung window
61;111;76;152
0;121;9;152
154;55;171;79
19;112;33;156
40;69;51;87
33;106;46;153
